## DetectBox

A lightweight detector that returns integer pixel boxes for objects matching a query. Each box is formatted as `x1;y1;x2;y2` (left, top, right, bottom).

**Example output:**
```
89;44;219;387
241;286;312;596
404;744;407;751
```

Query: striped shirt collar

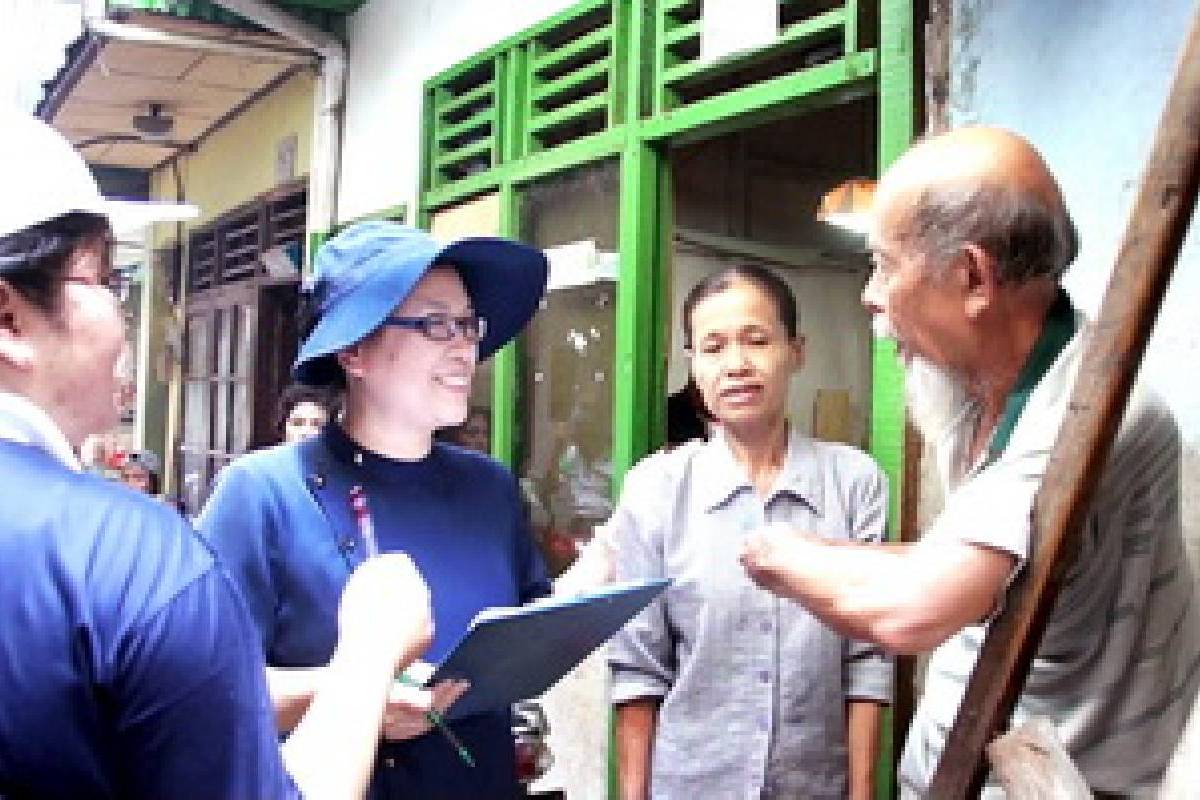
0;392;80;471
695;425;825;514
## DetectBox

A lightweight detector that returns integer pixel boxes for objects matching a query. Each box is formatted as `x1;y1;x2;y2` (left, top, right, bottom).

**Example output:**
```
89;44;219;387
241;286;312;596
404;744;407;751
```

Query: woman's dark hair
0;212;110;314
122;453;162;496
681;264;799;349
666;377;712;446
275;382;338;438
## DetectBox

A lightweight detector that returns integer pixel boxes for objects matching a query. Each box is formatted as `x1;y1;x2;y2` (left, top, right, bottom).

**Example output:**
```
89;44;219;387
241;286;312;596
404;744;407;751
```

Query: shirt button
383;757;396;768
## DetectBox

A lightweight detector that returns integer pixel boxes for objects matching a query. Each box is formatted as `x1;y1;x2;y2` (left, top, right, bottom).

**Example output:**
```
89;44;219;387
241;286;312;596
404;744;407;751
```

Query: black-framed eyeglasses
382;313;488;343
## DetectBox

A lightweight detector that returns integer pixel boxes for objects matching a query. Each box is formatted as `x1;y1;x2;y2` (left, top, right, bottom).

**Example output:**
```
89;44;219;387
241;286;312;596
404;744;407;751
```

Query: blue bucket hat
294;222;548;384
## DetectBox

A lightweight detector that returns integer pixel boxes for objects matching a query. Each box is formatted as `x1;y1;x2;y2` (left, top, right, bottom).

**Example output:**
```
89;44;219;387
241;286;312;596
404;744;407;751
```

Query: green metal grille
519;0;617;155
423;0;622;195
655;0;861;114
426;58;502;190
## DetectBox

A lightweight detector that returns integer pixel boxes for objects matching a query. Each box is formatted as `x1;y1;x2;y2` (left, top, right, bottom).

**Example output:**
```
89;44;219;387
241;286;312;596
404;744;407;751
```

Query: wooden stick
926;9;1200;798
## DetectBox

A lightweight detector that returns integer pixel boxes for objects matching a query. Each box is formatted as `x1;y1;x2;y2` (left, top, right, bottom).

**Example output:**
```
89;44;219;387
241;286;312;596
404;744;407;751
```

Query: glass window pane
179;451;207;515
186;315;211;378
216;308;233;378
183;380;209;449
212;381;229;455
232;381;251;453
237;304;257;380
518;160;619;576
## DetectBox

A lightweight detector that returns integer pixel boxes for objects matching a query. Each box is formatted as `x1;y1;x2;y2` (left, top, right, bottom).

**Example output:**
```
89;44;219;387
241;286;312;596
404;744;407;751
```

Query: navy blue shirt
199;424;551;800
0;441;297;800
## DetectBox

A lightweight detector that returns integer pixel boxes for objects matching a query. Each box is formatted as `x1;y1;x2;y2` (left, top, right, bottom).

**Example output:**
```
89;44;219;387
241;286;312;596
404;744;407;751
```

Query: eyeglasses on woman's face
381;312;488;343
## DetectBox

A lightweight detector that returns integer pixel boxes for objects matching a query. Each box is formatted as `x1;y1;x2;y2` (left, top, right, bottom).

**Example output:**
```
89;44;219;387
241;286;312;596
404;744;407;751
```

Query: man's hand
739;525;817;597
555;522;617;594
284;555;434;799
337;553;433;673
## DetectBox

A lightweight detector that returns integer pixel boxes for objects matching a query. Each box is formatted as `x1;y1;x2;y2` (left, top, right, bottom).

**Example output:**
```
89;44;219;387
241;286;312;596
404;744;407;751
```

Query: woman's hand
381;663;469;741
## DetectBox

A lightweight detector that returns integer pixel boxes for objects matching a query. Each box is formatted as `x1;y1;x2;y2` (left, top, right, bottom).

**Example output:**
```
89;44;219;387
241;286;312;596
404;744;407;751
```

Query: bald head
872;126;1078;284
880;127;1066;211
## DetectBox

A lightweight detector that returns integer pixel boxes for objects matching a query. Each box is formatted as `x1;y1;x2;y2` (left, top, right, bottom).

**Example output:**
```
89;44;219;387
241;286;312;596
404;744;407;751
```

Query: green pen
395;671;475;768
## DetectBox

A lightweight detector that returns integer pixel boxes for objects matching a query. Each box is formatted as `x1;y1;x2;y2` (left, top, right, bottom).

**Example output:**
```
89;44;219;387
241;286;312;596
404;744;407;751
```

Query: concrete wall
949;0;1199;554
142;70;315;483
949;0;1199;785
148;69;315;231
338;0;577;223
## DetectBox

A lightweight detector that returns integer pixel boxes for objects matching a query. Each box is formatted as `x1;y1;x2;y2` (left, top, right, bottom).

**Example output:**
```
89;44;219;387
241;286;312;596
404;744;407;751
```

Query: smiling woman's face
341;266;478;436
687;277;802;433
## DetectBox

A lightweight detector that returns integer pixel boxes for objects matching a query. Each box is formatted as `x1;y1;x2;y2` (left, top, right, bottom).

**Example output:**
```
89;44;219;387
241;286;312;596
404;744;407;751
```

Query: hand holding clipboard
427;579;669;720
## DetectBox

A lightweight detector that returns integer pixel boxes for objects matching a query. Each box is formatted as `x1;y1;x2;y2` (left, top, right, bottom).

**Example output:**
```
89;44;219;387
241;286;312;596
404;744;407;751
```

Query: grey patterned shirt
608;428;893;799
900;318;1200;797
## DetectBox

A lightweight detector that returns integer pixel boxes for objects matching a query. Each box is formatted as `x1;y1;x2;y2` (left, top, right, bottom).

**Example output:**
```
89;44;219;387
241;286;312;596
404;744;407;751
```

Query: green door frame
408;1;913;796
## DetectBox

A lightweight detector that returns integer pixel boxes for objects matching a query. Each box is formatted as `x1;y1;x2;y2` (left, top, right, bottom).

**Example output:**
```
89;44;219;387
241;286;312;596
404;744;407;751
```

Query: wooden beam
924;0;951;134
927;8;1200;797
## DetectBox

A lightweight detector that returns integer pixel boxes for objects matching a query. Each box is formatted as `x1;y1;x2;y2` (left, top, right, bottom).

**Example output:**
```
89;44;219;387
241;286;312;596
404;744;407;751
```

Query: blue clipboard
429;578;669;720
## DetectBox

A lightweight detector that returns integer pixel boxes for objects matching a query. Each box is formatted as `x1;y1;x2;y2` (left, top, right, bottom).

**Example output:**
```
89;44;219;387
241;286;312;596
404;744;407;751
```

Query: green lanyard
985;289;1078;467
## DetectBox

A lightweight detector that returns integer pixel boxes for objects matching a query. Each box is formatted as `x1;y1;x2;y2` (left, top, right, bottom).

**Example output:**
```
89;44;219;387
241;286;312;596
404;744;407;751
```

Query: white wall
950;0;1200;786
338;0;578;223
950;0;1199;443
951;0;1200;564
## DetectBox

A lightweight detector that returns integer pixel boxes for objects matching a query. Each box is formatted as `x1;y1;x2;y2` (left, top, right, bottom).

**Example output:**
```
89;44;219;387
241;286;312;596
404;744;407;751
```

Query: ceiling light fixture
816;178;876;233
131;103;174;141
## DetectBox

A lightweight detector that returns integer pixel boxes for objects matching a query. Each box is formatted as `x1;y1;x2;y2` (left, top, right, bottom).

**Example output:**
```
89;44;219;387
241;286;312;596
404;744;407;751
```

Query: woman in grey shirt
608;264;892;799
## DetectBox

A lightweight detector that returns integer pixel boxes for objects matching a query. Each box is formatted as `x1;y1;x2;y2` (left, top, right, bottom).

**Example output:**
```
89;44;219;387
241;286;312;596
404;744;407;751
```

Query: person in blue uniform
199;221;552;799
0;110;435;799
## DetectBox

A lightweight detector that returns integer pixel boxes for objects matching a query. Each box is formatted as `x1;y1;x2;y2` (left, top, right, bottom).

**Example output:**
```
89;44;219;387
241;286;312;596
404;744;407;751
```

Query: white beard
904;354;971;443
872;315;971;442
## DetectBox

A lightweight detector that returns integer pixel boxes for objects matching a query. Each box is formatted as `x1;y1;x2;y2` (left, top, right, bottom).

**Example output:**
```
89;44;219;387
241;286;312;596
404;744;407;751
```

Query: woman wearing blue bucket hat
198;221;552;799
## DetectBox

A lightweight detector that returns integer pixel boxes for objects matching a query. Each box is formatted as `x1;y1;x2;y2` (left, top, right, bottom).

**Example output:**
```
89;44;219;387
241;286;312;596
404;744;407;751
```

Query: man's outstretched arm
740;531;1015;654
283;553;433;799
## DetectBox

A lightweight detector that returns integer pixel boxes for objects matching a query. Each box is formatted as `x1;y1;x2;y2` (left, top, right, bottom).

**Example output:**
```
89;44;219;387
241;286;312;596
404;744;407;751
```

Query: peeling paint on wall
949;0;1200;785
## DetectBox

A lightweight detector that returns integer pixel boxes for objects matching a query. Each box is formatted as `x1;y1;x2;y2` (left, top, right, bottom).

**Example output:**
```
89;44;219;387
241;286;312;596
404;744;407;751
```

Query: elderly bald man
740;127;1200;796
